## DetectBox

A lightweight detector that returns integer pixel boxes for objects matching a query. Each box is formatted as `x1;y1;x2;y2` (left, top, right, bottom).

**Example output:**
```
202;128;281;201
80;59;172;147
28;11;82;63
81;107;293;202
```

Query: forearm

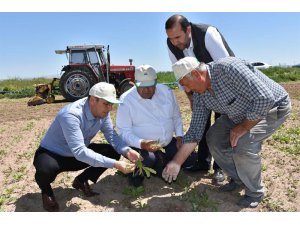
172;142;197;166
238;119;260;131
230;118;261;147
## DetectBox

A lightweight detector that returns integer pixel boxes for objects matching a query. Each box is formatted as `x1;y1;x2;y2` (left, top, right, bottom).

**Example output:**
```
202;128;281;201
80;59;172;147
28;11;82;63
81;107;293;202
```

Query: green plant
286;188;296;201
179;188;218;212
12;165;27;182
123;186;145;198
0;149;7;160
134;159;157;178
262;163;267;172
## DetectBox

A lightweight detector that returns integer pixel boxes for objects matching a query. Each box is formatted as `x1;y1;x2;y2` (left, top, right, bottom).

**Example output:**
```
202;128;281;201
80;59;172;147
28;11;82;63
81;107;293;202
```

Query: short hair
165;14;190;33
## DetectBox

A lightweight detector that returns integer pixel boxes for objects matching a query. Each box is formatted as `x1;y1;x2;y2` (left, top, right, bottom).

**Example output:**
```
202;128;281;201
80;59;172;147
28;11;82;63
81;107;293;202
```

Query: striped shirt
183;57;290;144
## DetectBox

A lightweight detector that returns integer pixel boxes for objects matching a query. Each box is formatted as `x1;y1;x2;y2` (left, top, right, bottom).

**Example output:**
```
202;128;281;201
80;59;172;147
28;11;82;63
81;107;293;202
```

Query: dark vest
167;23;235;63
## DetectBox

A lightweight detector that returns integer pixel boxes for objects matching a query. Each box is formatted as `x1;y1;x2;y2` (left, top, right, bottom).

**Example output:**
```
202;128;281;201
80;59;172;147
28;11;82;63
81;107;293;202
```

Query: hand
175;136;183;150
141;140;161;152
162;161;181;183
126;148;143;163
114;161;136;174
230;125;248;147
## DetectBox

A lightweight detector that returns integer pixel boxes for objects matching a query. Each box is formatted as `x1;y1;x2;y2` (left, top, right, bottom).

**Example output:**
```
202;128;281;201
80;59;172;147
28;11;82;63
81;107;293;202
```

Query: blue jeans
206;102;291;197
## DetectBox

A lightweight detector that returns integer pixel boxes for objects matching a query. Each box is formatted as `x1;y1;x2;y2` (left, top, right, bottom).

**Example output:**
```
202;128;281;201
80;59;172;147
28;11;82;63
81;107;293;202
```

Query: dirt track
0;83;299;212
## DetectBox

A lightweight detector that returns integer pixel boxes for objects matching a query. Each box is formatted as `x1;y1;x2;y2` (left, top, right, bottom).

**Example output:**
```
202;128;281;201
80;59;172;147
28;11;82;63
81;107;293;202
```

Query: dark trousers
33;143;120;196
130;137;196;179
197;112;221;170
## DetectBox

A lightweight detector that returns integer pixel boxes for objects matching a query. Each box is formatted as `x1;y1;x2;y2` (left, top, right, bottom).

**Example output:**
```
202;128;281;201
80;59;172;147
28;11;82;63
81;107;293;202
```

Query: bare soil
0;82;299;212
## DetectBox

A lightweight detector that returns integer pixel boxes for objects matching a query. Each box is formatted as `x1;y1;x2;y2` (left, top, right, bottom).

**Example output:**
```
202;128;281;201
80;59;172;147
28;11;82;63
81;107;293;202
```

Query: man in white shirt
116;64;196;187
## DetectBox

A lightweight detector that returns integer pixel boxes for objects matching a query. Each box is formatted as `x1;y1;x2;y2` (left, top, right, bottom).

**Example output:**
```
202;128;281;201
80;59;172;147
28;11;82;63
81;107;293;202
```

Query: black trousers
197;112;221;170
33;143;120;196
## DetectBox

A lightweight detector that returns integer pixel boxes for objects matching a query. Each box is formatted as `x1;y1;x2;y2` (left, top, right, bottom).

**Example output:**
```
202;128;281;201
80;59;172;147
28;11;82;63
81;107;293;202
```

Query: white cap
135;64;157;87
172;57;200;81
89;82;120;104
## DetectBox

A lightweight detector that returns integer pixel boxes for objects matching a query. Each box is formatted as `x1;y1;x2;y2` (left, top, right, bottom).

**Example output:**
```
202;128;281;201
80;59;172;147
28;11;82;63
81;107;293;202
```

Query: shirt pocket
225;96;248;119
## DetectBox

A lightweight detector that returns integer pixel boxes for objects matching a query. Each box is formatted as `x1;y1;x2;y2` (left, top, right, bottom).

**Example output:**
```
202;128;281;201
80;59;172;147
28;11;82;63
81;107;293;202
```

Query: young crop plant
134;159;157;178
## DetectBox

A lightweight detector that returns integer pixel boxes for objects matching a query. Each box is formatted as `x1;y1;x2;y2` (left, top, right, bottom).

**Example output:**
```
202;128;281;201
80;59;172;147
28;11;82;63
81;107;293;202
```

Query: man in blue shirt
162;57;291;208
33;82;141;212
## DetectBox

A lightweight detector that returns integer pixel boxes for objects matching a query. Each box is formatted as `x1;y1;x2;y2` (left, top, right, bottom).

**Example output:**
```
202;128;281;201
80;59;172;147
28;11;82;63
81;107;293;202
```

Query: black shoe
219;179;241;192
238;195;264;208
72;177;100;197
128;174;144;187
183;161;210;172
42;193;59;212
213;169;225;183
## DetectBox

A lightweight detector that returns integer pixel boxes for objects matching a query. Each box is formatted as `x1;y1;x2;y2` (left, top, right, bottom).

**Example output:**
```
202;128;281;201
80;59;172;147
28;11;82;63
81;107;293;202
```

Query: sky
0;11;300;80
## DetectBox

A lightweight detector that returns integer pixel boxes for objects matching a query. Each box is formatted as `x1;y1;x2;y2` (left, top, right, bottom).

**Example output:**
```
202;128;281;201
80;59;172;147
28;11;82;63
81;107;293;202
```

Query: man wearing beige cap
33;82;141;211
162;56;291;208
116;65;196;187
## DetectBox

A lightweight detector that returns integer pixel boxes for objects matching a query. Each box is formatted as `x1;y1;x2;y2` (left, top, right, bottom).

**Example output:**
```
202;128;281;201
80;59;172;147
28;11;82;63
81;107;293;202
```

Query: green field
1;67;300;99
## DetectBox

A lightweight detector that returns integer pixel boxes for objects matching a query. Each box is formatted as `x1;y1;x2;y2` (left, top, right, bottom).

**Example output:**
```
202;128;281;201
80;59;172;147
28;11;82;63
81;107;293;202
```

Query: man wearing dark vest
165;14;235;183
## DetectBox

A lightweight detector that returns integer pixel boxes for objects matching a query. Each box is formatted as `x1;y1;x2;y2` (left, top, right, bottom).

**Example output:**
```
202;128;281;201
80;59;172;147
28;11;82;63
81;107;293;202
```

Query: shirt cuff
103;158;117;169
119;146;130;156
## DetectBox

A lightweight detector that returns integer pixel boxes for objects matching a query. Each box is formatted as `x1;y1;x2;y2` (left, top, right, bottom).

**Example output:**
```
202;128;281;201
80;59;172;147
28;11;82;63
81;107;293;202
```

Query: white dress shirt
116;84;183;148
168;26;230;64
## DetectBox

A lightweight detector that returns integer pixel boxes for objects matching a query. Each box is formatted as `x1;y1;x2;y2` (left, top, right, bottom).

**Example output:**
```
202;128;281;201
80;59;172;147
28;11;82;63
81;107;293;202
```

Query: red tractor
55;45;135;101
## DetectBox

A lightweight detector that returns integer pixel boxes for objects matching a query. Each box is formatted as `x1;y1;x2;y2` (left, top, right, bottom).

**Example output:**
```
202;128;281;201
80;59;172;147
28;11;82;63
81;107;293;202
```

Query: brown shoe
42;194;59;212
72;177;100;197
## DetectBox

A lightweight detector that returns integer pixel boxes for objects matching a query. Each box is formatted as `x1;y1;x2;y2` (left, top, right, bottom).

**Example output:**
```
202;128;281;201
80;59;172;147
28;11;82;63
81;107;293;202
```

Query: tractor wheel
59;69;97;101
119;81;134;96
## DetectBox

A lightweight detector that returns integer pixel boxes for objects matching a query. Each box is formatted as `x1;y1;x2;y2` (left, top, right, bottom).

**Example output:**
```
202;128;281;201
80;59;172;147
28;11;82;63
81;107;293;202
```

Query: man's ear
186;25;191;34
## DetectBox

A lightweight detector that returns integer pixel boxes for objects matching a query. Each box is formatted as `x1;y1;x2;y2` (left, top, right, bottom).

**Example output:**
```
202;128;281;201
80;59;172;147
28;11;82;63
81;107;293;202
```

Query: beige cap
172;57;200;81
89;82;120;104
135;64;157;87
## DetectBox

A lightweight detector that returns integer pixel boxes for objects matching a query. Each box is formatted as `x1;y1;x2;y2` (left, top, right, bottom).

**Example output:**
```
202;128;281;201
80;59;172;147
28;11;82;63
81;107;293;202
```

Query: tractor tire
59;69;97;101
119;81;134;96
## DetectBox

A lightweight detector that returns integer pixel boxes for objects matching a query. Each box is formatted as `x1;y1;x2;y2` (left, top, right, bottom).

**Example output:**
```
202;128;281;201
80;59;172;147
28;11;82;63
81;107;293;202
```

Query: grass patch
262;194;285;211
263;67;300;83
0;77;59;99
1;68;299;98
269;126;300;155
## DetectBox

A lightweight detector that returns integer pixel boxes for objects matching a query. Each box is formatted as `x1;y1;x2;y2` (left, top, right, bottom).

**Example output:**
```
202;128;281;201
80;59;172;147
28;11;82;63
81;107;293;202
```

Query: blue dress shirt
41;97;129;168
